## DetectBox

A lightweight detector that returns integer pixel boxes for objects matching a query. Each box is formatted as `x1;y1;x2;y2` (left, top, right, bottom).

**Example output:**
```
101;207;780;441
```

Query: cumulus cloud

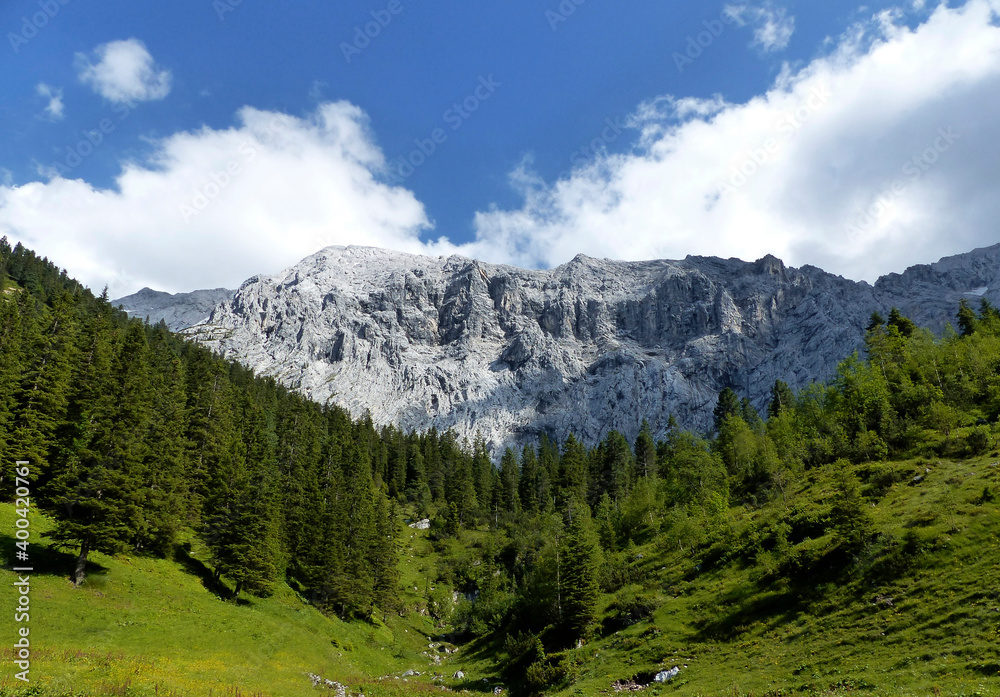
76;38;172;104
465;0;1000;283
36;84;64;121
3;2;1000;297
0;102;446;296
725;2;796;53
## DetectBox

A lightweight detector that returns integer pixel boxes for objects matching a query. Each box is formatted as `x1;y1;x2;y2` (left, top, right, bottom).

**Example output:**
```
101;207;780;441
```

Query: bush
607;587;658;629
525;653;568;694
966;427;991;456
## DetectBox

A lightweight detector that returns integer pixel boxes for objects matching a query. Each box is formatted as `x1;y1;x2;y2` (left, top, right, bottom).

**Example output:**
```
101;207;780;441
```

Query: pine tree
519;443;540;512
12;290;79;487
499;447;521;518
135;322;189;555
558;503;601;643
713;387;740;432
0;288;23;492
48;321;154;586
556;434;589;511
958;299;978;337
202;390;282;599
598;431;635;501
767;380;795;419
333;437;377;617
634;420;658;480
370;494;400;619
866;311;885;333
830;459;874;554
887;307;916;338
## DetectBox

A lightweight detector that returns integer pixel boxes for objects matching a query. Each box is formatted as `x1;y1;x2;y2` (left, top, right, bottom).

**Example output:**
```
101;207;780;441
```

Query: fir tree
634;420;658;480
558;503;601;643
767;380;795;419
713;387;740;432
499;447;521;517
556;434;589;512
519;442;540;512
48;321;154;586
957;299;978;337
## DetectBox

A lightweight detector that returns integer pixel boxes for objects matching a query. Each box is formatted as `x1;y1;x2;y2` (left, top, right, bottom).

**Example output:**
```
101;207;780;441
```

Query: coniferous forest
2;237;1000;696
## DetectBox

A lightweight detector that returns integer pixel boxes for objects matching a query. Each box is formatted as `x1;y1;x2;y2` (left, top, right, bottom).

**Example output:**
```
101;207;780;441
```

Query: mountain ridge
112;243;1000;453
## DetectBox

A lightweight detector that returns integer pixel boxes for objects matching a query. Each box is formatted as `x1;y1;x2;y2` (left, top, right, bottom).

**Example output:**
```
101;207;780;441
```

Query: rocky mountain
157;243;1000;453
114;287;235;331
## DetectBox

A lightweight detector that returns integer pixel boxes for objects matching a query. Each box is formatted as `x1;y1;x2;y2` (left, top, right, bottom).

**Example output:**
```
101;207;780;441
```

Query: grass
526;454;1000;696
2;454;999;696
0;506;463;696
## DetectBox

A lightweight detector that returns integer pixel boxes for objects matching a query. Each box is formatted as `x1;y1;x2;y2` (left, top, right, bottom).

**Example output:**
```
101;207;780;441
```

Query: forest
2;236;999;695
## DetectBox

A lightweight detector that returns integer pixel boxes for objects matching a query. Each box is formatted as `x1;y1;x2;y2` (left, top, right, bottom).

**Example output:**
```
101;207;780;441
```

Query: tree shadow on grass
1;532;108;580
693;583;805;640
173;543;231;599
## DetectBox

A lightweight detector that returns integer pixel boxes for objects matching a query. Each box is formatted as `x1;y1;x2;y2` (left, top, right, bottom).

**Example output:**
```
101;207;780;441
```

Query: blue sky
2;0;1000;295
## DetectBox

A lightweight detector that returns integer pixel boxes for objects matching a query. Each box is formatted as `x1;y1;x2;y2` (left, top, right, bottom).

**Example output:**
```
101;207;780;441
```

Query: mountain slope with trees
2;238;999;696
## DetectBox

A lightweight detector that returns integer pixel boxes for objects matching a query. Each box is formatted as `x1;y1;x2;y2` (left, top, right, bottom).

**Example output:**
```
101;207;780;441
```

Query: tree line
4;237;999;691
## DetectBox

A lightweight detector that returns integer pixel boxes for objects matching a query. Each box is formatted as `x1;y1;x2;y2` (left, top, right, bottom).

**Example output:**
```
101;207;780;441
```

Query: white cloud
0;102;447;296
465;0;1000;283
76;38;172;104
725;2;796;52
3;2;1000;297
36;84;64;121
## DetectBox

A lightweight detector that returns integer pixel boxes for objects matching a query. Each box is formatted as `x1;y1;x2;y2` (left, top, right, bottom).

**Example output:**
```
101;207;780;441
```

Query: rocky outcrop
169;243;1000;453
114;287;235;331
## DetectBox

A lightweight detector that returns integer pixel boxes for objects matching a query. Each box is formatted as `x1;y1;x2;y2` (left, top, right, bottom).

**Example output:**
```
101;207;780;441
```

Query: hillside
2;448;998;696
5;238;1000;697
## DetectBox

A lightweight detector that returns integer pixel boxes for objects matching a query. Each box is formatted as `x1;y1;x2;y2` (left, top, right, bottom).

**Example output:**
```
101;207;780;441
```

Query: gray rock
167;243;1000;453
114;287;235;331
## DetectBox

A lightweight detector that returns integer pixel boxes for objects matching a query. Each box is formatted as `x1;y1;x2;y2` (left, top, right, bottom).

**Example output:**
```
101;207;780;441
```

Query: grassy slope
0;508;459;697
2;453;999;697
531;453;1000;696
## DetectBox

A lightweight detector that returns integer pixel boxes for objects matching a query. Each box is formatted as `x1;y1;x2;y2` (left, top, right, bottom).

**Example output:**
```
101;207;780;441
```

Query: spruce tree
767;380;795;419
519;443;540;512
634;420;658;480
556;434;589;511
499;447;521;518
713;387;740;431
558;503;601;643
0;288;23;492
48;321;154;586
958;299;978;337
12;290;79;487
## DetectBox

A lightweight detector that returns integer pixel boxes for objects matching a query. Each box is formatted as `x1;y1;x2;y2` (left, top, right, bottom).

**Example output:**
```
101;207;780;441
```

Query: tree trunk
233;581;243;601
73;540;90;587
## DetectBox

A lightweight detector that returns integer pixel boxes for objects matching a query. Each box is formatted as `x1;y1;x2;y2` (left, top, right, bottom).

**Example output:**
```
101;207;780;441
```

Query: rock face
114;287;236;331
170;243;1000;453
